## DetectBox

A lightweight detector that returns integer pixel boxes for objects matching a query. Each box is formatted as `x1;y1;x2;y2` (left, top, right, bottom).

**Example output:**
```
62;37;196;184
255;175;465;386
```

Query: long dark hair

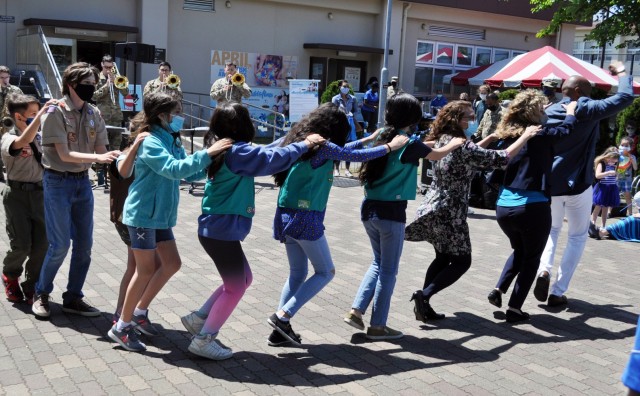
273;102;350;186
140;92;179;134
359;92;421;187
204;102;255;178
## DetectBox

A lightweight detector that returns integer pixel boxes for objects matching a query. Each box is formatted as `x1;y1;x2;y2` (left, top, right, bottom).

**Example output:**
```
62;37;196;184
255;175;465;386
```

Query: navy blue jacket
546;76;634;196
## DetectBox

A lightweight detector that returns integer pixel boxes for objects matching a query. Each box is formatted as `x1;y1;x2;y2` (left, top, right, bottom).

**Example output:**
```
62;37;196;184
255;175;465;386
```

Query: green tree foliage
616;97;640;145
497;89;520;101
530;1;640;48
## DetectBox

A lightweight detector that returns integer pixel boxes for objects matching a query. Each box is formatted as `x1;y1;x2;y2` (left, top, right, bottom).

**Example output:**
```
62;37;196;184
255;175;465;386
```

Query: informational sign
288;79;320;123
0;15;15;23
119;84;143;111
154;48;166;64
344;67;361;92
210;50;298;87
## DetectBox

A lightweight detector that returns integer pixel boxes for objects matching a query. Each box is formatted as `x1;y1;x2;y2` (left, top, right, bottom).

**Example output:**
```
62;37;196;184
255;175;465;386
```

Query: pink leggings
197;236;253;335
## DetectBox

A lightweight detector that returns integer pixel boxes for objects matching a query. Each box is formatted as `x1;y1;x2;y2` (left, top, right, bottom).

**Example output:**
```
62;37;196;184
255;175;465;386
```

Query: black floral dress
405;135;509;255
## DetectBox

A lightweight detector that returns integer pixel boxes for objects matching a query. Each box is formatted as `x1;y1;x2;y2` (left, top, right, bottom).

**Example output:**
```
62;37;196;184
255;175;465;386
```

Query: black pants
422;250;472;300
495;202;551;310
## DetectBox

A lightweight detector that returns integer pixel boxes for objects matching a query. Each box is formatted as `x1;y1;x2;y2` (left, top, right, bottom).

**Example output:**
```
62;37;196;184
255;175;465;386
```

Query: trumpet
230;72;245;87
109;66;129;104
165;74;181;90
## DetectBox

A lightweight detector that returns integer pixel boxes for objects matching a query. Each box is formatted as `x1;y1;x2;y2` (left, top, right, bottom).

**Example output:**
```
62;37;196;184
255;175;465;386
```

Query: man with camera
210;61;252;105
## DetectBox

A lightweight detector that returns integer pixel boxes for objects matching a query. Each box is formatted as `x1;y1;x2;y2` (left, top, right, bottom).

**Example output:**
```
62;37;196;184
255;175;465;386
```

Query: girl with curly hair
405;99;539;323
343;93;464;340
267;102;409;346
487;89;577;322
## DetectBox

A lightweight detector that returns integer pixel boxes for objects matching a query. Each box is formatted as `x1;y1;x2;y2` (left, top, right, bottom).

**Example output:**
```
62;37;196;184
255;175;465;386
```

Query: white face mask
340;86;350;95
479;93;487;101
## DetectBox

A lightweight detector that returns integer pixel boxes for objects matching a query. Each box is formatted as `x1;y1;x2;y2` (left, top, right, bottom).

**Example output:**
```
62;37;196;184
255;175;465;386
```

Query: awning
304;43;393;55
24;18;139;34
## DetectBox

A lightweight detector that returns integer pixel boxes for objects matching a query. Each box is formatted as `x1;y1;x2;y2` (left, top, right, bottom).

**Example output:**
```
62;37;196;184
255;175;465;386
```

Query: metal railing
181;91;288;142
16;26;63;99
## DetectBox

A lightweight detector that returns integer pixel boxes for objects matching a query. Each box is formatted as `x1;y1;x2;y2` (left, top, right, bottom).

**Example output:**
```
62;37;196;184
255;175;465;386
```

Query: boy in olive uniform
1;94;54;304
32;62;121;318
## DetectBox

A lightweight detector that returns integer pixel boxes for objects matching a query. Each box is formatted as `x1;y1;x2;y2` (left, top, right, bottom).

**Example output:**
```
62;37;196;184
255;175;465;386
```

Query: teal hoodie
123;124;212;229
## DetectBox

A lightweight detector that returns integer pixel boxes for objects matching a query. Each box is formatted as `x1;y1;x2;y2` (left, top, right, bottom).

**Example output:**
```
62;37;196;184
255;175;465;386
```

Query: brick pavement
0;175;638;395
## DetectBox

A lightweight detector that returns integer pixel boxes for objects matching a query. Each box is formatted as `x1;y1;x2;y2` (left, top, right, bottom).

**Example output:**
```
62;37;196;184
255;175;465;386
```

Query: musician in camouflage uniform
210;61;251;105
0;65;24;181
92;55;129;151
143;61;183;102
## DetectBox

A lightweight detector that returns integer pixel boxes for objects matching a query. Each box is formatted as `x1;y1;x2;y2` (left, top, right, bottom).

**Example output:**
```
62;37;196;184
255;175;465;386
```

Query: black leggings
422;250;472;300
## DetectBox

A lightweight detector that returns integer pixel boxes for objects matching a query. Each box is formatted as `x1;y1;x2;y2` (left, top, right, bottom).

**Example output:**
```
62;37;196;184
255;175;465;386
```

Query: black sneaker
62;298;101;317
267;313;301;346
533;273;550;302
267;329;302;347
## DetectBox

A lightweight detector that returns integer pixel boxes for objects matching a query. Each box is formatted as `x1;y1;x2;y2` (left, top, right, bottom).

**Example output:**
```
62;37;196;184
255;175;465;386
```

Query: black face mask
74;83;96;102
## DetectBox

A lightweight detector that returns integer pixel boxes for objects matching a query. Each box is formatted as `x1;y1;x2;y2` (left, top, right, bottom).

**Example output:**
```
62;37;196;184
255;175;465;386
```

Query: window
456;45;473;67
416;41;434;64
493;49;510;62
414;67;434;94
436;43;454;65
476;47;492;66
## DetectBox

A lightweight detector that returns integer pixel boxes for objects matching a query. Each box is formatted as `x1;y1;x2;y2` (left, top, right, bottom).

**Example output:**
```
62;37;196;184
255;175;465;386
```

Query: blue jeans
278;235;335;317
36;171;94;303
352;219;405;326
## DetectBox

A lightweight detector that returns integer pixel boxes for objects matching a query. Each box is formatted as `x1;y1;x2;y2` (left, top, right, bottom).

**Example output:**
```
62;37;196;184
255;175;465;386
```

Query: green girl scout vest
202;161;255;217
278;160;334;211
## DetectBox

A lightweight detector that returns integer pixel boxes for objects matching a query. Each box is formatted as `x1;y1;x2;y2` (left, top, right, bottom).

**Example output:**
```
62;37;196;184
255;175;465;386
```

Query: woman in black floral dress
405;100;539;321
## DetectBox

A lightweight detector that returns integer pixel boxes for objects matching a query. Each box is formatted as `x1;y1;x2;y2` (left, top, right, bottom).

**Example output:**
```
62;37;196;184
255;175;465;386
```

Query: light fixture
524;35;529;42
327;12;334;20
225;0;231;8
337;50;357;57
421;23;426;30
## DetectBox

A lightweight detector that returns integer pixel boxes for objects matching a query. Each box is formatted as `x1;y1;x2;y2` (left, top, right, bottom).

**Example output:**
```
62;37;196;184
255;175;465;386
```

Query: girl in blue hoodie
108;93;232;352
180;102;325;360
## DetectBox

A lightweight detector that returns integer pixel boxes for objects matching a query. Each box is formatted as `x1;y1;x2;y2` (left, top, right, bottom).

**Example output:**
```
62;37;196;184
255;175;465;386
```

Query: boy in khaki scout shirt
32;62;121;319
1;94;55;304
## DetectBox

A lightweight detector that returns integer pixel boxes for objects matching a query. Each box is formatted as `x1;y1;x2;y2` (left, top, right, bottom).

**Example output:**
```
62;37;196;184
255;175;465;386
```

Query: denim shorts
127;226;175;250
618;177;633;193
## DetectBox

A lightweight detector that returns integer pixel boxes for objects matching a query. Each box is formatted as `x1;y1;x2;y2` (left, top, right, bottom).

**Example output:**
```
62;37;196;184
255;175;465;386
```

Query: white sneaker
333;169;339;177
181;311;206;336
188;334;233;360
345;170;353;177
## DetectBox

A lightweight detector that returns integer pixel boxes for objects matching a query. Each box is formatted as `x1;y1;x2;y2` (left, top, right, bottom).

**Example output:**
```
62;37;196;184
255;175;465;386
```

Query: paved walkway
0;175;638;395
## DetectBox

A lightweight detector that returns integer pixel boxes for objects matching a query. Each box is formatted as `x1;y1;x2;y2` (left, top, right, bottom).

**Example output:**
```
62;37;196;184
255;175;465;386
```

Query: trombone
226;72;245;100
109;66;129;105
164;74;181;90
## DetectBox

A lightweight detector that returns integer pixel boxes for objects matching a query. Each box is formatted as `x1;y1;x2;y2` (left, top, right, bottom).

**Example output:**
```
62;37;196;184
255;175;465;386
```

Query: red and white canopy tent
483;46;640;94
443;58;513;86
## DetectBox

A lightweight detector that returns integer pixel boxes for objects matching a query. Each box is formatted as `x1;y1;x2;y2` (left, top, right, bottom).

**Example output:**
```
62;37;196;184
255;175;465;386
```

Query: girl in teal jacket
108;92;232;352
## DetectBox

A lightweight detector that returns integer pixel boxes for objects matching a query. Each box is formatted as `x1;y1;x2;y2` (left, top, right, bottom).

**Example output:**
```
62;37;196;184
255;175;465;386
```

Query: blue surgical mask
25;117;34;126
340;87;350;95
464;120;478;138
437;94;442;98
169;115;185;133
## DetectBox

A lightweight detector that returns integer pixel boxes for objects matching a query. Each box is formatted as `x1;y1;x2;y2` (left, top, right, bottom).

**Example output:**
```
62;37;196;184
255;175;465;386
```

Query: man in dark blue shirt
534;61;634;307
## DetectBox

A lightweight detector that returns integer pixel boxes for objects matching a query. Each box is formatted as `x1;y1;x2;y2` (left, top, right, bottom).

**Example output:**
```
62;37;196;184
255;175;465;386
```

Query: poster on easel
288;79;320;123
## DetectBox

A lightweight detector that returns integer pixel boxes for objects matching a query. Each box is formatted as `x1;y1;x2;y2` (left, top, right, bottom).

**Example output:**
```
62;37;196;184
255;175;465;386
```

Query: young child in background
590;147;620;232
616;136;638;216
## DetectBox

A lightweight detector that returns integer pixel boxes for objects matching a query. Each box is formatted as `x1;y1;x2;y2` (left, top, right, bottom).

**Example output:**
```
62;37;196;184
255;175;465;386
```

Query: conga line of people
1;61;637;364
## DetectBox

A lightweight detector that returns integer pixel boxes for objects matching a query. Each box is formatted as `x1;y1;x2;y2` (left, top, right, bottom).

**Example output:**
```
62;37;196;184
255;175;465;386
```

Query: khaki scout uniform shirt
0;126;43;183
40;96;109;172
92;72;129;127
143;78;183;102
209;77;252;105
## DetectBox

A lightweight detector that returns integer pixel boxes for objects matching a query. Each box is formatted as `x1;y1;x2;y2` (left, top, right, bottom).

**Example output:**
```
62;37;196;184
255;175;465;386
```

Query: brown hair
427;100;472;141
62;62;99;96
140;92;179;133
0;65;10;74
6;94;39;117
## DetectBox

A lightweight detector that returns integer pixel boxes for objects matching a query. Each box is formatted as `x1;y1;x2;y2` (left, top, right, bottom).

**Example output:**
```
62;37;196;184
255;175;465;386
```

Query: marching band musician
210;61;251;105
143;61;183;102
93;55;128;150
